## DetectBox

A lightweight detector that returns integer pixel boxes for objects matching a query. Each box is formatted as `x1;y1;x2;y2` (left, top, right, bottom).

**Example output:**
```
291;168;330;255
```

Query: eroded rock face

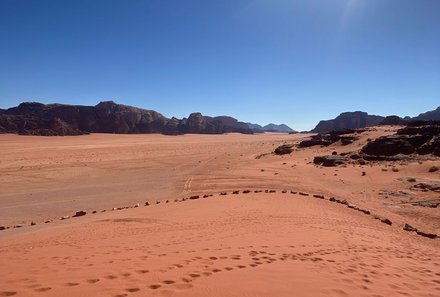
361;124;440;157
0;101;254;136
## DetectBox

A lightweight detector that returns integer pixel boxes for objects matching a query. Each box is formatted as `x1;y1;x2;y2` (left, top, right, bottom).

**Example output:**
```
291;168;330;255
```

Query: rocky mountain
311;106;440;133
411;106;440;121
246;122;295;133
246;123;264;130
0;101;253;136
262;123;294;132
311;111;384;133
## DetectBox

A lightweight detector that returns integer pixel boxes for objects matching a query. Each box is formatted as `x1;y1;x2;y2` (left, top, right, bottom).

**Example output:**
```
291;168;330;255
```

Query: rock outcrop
313;155;347;167
361;123;440;157
274;144;294;155
298;129;362;148
0;101;254;136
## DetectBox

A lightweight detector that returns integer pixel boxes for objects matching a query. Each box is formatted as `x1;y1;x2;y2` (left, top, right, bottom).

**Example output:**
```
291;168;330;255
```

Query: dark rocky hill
0;101;253;136
411;106;440;121
311;111;384;133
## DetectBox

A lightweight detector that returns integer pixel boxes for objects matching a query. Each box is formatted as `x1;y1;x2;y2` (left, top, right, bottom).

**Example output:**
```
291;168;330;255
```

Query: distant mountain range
311;106;440;133
0;101;254;136
246;123;295;133
1;100;438;136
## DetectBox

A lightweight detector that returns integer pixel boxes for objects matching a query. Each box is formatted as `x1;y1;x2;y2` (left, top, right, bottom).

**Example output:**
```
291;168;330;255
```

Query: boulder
380;218;392;225
73;210;87;217
403;224;417;232
313;155;347;167
413;182;440;192
416;230;438;239
274;144;294;155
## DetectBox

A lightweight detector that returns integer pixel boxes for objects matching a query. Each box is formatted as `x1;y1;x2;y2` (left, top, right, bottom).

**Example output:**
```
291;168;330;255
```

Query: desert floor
0;130;439;297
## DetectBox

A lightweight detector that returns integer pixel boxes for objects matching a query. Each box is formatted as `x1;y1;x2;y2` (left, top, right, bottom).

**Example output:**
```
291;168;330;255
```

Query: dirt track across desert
1;131;439;297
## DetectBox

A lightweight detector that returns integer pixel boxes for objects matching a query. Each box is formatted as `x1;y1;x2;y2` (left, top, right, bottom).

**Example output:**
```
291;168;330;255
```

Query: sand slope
1;192;439;297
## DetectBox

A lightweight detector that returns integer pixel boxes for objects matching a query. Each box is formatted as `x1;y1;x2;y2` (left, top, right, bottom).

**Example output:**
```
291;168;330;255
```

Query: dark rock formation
403;224;417;232
416;230;438;239
0;101;254;136
380;115;408;126
73;210;87;217
361;124;440;157
313;155;347;167
411;106;440;121
311;111;384;133
274;144;294;155
413;182;440;192
380;218;392;226
298;130;361;148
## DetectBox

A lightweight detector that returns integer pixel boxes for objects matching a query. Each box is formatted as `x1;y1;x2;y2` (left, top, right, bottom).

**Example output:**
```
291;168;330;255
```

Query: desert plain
0;128;439;297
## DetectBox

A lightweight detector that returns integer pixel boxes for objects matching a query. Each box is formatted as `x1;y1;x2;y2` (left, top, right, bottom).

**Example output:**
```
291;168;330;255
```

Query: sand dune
0;129;439;296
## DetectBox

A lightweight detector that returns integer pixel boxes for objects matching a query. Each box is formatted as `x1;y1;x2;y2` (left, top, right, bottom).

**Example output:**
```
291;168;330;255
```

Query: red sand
0;130;439;296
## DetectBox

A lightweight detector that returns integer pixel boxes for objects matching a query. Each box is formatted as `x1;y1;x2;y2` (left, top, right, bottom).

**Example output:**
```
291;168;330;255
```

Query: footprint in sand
0;292;17;297
162;280;175;285
126;288;140;292
189;273;201;278
64;282;79;286
149;284;161;290
174;283;193;290
86;279;100;284
35;287;51;292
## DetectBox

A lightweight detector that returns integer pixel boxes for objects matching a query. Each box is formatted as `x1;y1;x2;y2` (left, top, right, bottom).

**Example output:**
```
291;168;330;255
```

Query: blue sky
0;0;439;130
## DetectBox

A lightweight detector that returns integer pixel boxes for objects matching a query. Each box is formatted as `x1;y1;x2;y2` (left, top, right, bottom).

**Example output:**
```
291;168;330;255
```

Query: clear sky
1;0;439;130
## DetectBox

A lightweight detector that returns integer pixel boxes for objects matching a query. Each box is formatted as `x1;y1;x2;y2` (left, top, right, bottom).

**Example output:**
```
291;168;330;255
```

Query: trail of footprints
2;244;439;296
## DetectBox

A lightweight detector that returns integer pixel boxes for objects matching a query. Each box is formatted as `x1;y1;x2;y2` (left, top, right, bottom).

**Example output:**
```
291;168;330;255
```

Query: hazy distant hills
247;123;295;133
0;101;254;136
311;106;440;133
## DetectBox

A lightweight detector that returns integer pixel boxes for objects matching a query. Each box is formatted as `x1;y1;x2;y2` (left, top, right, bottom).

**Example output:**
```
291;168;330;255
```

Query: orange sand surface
0;131;439;296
